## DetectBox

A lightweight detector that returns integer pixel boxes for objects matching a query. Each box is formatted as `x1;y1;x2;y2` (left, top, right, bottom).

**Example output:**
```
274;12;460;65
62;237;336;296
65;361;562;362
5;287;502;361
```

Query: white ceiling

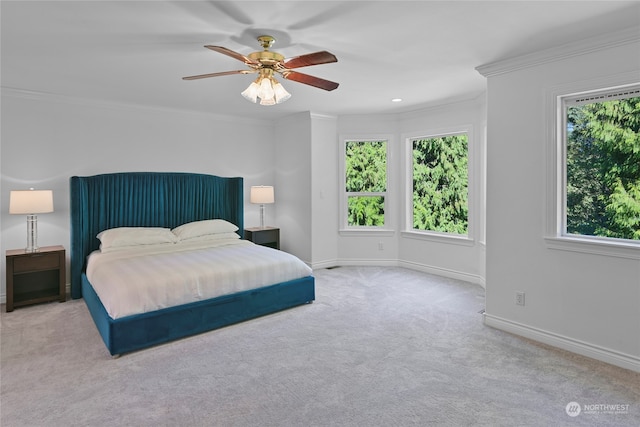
2;1;639;121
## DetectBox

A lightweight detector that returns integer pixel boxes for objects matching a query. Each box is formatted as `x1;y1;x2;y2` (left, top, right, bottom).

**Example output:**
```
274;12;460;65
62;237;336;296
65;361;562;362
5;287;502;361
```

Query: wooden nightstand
244;227;280;250
5;245;66;312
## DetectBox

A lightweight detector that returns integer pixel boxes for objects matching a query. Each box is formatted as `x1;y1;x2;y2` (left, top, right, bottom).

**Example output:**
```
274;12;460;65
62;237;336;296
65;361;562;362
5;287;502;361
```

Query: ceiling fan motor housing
248;50;284;67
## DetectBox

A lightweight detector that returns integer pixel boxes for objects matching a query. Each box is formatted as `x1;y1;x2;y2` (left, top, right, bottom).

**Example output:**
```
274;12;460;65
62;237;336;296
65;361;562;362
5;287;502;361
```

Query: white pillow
172;219;239;240
176;232;241;243
97;227;177;252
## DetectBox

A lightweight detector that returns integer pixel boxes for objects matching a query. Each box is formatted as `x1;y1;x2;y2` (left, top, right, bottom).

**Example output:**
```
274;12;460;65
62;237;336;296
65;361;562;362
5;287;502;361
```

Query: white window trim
400;230;475;246
402;126;475;244
339;134;394;233
544;73;640;259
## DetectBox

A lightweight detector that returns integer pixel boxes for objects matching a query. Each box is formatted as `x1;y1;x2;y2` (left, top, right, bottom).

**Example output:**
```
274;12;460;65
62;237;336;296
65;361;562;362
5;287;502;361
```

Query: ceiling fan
182;35;339;105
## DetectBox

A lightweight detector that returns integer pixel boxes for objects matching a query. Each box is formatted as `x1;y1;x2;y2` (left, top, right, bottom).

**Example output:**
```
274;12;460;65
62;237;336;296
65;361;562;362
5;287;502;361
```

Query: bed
70;172;315;356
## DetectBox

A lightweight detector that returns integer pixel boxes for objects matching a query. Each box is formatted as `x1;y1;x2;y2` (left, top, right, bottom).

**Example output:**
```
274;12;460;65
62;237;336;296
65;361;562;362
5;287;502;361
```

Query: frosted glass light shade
241;82;260;103
241;76;291;105
260;97;276;106
257;78;275;100
273;82;291;103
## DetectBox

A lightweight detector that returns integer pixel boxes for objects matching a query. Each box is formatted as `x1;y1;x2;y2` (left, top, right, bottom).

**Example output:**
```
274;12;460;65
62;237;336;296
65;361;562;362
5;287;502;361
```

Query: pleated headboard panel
70;172;244;299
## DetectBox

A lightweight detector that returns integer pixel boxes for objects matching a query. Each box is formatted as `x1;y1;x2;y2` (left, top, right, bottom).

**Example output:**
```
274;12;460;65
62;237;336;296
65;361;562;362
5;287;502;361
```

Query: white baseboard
309;259;340;270
318;258;486;288
484;313;640;373
398;260;485;287
335;258;399;268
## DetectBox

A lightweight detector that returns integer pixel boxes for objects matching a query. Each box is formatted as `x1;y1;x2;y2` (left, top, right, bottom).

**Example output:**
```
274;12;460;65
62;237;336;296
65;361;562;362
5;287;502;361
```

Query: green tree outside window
412;134;468;234
566;95;640;240
345;140;387;226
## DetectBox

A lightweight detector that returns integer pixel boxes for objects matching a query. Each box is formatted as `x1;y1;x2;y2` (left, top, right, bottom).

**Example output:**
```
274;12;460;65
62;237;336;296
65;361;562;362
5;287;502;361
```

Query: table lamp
9;188;54;253
250;186;274;229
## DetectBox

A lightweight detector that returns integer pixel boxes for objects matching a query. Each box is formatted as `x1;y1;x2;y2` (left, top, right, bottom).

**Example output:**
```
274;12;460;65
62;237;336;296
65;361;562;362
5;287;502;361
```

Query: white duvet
86;238;313;319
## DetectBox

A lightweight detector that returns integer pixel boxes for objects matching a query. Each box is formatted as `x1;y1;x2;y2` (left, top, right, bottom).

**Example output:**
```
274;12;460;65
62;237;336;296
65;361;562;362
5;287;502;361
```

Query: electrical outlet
516;292;525;306
378;241;384;251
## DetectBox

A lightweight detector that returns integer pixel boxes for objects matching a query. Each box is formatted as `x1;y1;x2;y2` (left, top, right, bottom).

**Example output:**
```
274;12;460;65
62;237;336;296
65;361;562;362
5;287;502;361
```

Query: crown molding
476;26;640;78
0;86;272;126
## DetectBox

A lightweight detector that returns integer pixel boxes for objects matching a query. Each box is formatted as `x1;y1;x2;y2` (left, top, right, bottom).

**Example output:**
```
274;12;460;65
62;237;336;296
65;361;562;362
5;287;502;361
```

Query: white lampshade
250;186;275;204
9;189;54;214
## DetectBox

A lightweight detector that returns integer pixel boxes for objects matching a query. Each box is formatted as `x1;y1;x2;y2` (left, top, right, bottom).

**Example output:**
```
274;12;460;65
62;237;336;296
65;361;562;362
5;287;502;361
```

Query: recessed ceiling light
391;98;403;103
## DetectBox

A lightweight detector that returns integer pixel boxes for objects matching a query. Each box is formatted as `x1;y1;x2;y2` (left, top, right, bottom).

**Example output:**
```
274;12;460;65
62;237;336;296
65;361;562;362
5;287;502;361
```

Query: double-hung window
342;138;388;229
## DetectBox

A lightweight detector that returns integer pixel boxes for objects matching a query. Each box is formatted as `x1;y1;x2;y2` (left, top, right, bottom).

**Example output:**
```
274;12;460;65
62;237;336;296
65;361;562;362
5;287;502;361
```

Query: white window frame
339;134;393;235
544;75;640;259
402;126;475;246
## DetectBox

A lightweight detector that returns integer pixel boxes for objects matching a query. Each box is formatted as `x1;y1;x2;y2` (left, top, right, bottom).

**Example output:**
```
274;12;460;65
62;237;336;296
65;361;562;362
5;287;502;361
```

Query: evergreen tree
567;96;640;240
412;134;468;234
345;140;386;226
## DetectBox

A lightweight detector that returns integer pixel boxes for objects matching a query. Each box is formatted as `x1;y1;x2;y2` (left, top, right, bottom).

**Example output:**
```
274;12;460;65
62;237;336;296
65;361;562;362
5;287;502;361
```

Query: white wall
310;114;339;269
478;30;640;371
272;112;339;268
1;90;277;298
274;112;312;263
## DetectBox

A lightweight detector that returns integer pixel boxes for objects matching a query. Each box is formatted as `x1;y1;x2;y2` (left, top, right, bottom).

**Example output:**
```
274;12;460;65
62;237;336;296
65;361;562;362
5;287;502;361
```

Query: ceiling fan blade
182;70;254;80
281;70;339;91
204;45;259;65
282;51;338;69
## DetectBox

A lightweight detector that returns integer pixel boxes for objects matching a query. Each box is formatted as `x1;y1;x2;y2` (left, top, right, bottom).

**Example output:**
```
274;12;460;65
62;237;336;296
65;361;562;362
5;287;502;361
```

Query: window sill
339;229;395;237
401;230;475;246
545;235;640;260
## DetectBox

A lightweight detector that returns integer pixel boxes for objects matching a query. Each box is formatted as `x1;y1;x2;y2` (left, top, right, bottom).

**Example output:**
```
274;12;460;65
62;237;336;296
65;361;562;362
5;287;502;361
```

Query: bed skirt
82;273;315;356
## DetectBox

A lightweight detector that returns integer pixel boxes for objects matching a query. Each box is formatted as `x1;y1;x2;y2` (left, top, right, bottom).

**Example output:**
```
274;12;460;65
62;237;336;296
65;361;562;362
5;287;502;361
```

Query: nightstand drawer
244;227;280;250
250;229;278;244
13;253;60;273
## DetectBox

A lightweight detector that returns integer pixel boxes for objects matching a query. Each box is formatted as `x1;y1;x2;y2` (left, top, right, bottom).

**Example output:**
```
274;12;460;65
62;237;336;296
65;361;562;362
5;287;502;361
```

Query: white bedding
86;238;313;319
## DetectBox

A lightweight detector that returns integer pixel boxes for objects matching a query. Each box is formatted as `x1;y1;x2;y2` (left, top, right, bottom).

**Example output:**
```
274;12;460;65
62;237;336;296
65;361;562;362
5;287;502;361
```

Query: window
410;133;469;235
562;86;640;241
343;139;388;228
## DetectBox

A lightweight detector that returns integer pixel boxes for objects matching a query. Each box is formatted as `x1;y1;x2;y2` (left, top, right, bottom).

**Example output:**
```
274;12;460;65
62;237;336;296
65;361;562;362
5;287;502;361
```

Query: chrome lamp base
25;214;40;253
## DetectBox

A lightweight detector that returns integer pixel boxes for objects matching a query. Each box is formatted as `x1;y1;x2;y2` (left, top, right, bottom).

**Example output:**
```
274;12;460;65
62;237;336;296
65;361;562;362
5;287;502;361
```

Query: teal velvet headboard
70;172;244;299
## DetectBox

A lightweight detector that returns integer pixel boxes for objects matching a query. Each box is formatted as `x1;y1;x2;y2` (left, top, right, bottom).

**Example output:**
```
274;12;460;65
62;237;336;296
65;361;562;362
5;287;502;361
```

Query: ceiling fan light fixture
242;74;291;106
241;81;260;103
257;77;275;101
272;81;291;104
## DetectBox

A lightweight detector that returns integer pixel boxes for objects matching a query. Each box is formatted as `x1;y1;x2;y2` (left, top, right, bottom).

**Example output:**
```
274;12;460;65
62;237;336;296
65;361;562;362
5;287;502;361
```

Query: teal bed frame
70;172;315;356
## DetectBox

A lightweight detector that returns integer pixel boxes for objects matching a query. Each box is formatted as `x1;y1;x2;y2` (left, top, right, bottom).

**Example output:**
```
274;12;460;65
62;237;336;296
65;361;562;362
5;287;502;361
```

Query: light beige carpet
1;266;638;426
